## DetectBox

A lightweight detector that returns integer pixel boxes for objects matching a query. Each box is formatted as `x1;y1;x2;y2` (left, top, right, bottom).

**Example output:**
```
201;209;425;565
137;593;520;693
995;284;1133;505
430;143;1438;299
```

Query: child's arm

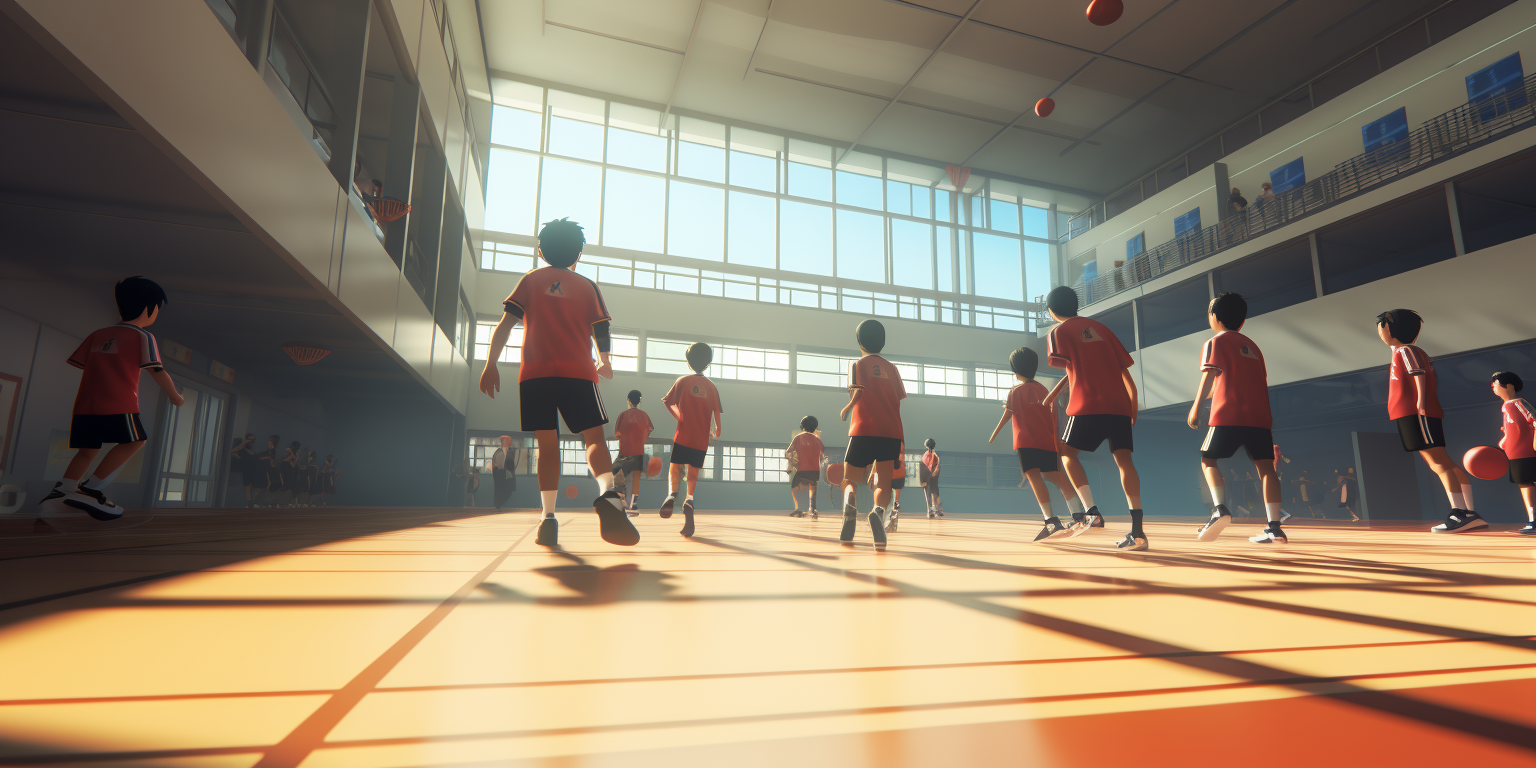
151;368;185;407
1121;369;1139;425
840;390;862;421
712;411;723;439
1043;377;1068;407
1187;370;1215;430
988;411;1012;444
478;313;522;398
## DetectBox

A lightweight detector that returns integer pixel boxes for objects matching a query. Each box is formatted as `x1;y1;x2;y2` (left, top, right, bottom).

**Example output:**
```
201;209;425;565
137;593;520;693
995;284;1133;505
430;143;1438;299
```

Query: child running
887;441;906;532
660;342;723;538
787;416;825;518
988;347;1084;541
612;389;654;515
1042;286;1149;551
41;276;183;520
920;439;943;517
478;218;637;548
1376;309;1482;532
838;319;904;551
1186;293;1286;544
1490;372;1536;535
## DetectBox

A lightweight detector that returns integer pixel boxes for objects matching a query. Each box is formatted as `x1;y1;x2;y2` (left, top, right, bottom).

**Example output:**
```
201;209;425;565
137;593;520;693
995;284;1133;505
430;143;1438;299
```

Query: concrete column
383;80;421;264
435;187;466;338
1213;162;1231;221
237;0;274;70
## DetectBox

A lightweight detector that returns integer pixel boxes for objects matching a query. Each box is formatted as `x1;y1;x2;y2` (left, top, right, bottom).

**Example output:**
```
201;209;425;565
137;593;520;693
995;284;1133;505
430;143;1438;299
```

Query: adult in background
467;462;481;507
230;433;256;508
492;435;517;510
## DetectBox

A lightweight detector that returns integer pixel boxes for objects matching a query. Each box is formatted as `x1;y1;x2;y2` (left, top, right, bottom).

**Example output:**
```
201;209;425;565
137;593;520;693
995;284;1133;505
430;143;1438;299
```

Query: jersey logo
1239;344;1259;360
691;385;703;397
98;337;118;354
546;281;565;296
871;364;889;379
1080;326;1103;342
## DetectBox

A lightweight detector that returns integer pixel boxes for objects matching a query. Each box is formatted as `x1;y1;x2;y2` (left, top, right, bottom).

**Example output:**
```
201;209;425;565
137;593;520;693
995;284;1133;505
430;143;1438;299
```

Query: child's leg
668;463;684;496
1058;444;1091;510
1417;447;1465;506
1452;464;1474;510
1024;469;1052;519
843;462;861;508
630;470;641;506
1044;471;1082;515
579;425;615;494
1521;484;1536;521
1201;457;1225;507
685;466;700;497
808;480;818;511
87;442;145;485
63;448;99;484
871;460;893;510
1253;458;1282;522
1111;449;1142;509
535;430;560;517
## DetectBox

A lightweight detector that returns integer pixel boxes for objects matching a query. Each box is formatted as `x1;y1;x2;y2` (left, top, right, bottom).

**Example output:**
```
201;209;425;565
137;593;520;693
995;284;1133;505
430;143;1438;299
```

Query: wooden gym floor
0;507;1534;767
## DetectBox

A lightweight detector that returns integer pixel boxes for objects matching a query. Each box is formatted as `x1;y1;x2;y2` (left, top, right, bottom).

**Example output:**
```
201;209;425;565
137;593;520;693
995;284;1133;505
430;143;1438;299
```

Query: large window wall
482;83;1058;332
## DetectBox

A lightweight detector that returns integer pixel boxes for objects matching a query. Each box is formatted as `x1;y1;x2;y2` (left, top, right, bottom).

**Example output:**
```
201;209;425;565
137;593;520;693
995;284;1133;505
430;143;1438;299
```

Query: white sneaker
1249;528;1288;544
1431;510;1488;534
1196;505;1231;542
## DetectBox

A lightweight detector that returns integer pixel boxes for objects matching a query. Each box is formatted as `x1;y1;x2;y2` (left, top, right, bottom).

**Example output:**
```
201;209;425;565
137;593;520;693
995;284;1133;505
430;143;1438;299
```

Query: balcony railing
1071;72;1536;309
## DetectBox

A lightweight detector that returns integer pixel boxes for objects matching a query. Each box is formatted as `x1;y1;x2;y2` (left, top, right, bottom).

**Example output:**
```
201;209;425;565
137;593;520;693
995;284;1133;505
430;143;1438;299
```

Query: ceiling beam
837;0;987;166
660;0;710;131
544;20;686;55
744;0;776;80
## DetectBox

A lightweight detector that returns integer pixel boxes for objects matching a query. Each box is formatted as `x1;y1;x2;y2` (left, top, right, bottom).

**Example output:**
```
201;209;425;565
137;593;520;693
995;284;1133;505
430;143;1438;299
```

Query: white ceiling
475;0;1443;202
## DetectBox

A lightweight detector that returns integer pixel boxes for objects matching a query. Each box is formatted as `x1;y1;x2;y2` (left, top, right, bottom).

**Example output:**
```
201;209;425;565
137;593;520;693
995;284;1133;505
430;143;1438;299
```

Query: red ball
564;484;579;499
1086;0;1124;26
1035;97;1055;118
1464;445;1508;481
825;463;845;486
646;455;663;478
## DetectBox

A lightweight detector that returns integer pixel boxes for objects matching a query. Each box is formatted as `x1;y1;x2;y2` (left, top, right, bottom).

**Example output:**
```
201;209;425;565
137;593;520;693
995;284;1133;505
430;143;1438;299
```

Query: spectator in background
453;460;469;506
1228;187;1248;213
1255;182;1278;228
1336;468;1361;521
262;435;282;507
230;434;256;508
320;454;338;505
467;461;481;506
280;441;300;507
1257;182;1276;207
1226;187;1249;245
492;435;517;510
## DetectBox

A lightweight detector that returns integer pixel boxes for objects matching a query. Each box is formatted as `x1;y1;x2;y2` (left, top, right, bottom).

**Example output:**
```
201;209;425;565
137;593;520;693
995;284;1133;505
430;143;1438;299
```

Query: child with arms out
989;347;1084;542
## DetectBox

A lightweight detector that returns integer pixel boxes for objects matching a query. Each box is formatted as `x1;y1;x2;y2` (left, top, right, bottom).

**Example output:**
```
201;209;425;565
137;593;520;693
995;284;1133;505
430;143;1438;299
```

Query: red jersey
849;354;905;438
1047;316;1135;417
663;374;722;451
1501;399;1536;460
921;450;939;476
1005;380;1058;451
67;324;163;415
1200;331;1272;429
504;267;611;383
613;408;654;456
1387;345;1442;421
789;432;824;471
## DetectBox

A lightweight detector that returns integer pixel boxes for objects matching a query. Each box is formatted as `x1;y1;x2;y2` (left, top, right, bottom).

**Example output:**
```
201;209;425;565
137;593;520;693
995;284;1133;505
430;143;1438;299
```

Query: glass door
155;384;227;507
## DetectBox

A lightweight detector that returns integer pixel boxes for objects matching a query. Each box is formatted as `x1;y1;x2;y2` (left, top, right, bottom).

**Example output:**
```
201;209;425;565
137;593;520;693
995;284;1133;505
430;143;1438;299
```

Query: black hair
686;341;713;373
115;276;167;322
537;218;586;268
627;389;642;405
1046;286;1079;318
855;319;886;353
800;415;818;432
924;438;936;450
1492;371;1525;392
1209;292;1248;331
1376;308;1423;344
1009;347;1039;379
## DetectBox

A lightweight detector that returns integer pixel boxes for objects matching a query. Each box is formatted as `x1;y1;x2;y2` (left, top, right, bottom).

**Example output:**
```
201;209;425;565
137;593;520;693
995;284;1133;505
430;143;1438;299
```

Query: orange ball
1035;97;1055;118
564;484;579;499
1464;445;1508;481
1086;0;1123;26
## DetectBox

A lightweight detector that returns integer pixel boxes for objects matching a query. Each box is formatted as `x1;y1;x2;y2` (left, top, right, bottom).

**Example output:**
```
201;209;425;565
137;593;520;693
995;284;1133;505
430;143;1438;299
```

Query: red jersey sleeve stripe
1517;400;1536;423
1399;346;1426;374
1200;339;1220;371
587;277;612;321
849;362;864;389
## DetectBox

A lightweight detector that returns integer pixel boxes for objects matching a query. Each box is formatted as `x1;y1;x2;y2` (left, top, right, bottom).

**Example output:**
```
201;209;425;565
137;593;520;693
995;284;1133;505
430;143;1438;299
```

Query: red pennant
945;165;971;190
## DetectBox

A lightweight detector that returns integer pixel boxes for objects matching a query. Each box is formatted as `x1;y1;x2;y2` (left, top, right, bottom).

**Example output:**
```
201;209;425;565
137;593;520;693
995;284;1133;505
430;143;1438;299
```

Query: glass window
474;322;524;362
972;233;1022;302
913;187;931;218
603;169;665;253
538;158;601;240
729;150;776;192
609;334;640;371
560;438;587;476
796;352;856;388
727;191;776;269
484;149;538;235
1317;190;1455;295
969;195;984;227
667;181;724;261
974;368;1013;400
779;201;833;276
1455;149;1536;253
482;242;535;273
886;180;912;215
1095;303;1137;352
491;105;541;150
1137;277;1208;347
647;339;788;383
1214;239;1315;318
935;189;951;222
547;116;603;161
1022;206;1048;239
1024;241;1050;301
836;170;882;209
891;219;933;290
789;163;832;201
677;141;725;183
898;362;967;397
989;199;1019;233
607;128;667;173
754;447;788;482
937;226;953;292
836;209;885;282
720;446;746;482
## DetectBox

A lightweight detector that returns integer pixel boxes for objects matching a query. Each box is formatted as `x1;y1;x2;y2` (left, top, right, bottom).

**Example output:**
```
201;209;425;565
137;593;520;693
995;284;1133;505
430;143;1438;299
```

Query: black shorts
1060;414;1134;452
1510;457;1536;485
791;469;819;488
69;413;147;449
614;454;646;475
670;443;708;468
520;377;608;434
892;477;905;489
844;436;902;468
1200;426;1275;461
925;478;940;494
1017;447;1060;474
1395;415;1445;452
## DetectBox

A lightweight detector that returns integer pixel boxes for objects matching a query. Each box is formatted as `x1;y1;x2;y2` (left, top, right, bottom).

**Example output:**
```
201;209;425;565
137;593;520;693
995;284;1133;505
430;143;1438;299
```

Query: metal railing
1072;72;1536;308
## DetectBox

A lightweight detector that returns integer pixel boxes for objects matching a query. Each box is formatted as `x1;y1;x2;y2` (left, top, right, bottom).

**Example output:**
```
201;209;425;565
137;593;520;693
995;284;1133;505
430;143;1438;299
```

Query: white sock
1076;486;1094;509
1065;497;1085;516
1038;501;1053;519
540;490;557;518
1460;484;1474;511
1527;503;1534;521
1449;491;1465;510
1210;484;1226;506
62;478;79;492
685;493;694;503
1265;502;1282;522
596;472;614;495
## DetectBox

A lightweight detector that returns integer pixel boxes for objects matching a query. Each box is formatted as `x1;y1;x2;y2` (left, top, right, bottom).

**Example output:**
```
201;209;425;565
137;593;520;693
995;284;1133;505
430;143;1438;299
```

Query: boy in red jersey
1376;309;1483;532
989;347;1084;542
919;439;942;517
660;342;723;538
1490;372;1536;535
612;389;654;515
41;277;184;520
479;219;637;548
1186;293;1286;544
787;416;825;518
838;319;904;551
1041;286;1148;551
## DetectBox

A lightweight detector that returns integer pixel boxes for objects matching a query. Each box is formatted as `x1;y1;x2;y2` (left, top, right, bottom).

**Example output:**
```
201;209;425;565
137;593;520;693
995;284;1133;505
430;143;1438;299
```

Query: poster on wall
0;373;19;472
1466;52;1526;120
1126;232;1145;260
1174;208;1201;238
1269;158;1306;194
1362;107;1409;156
